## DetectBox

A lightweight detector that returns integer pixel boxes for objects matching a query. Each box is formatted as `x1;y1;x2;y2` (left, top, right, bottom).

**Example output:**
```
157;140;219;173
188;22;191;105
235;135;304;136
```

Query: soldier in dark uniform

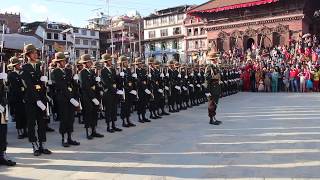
73;60;83;124
134;57;151;123
7;57;27;139
79;54;104;140
100;53;122;133
205;52;222;125
0;69;16;166
117;56;136;128
148;58;161;119
51;52;80;147
20;44;52;156
180;64;189;110
167;60;177;112
153;61;169;116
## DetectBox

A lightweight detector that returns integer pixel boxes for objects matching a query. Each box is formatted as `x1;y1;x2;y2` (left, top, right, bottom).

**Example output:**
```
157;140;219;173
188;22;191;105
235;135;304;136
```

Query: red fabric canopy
189;0;279;14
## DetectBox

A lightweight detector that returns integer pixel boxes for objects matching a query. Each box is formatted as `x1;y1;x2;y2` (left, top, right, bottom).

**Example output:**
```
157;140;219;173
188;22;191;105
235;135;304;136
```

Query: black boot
62;134;70;147
161;108;170;116
17;129;24;139
122;119;130;128
107;122;115;133
32;142;41;156
91;128;104;138
143;113;151;122
86;128;93;140
111;121;122;132
209;117;214;125
67;132;80;146
138;114;145;123
0;152;16;166
46;125;55;132
127;117;136;127
154;111;161;119
39;142;52;155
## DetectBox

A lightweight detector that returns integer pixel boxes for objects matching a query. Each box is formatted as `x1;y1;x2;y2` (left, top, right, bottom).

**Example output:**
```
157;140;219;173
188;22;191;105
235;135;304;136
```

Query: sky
0;0;207;27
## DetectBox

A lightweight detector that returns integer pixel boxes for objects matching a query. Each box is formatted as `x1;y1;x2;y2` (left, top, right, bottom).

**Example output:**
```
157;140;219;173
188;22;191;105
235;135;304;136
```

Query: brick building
0;12;21;34
188;0;320;52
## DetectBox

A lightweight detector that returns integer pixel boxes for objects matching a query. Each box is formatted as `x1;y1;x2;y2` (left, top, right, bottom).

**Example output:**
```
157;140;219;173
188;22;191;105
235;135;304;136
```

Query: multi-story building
184;15;208;63
0;12;21;34
21;21;74;59
143;5;191;63
99;14;143;59
73;27;100;59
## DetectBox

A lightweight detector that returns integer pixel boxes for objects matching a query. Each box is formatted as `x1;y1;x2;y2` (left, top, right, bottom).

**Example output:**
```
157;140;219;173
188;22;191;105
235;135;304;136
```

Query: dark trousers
57;95;75;134
25;102;46;143
82;98;98;129
12;101;27;130
103;94;117;123
120;97;133;119
0;123;7;152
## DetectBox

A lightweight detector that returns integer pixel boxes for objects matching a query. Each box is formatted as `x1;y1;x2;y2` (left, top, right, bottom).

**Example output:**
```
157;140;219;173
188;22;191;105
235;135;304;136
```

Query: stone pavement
1;92;320;180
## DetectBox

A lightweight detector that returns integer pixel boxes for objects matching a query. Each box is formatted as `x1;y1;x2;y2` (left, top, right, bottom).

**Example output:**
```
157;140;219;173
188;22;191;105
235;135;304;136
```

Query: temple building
188;0;320;52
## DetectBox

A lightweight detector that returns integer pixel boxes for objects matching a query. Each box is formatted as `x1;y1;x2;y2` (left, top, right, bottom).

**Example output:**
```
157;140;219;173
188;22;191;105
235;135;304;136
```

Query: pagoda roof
188;0;279;15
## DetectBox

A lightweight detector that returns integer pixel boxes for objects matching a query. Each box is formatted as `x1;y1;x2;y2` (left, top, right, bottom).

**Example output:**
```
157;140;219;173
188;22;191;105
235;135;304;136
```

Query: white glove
148;74;152;78
197;84;201;88
145;89;151;94
120;72;125;77
132;73;138;78
175;86;181;90
95;76;101;82
191;73;194;77
189;84;194;87
130;90;137;96
48;80;53;85
40;76;48;82
185;75;188;79
73;74;79;80
166;73;169;77
165;86;169;90
36;100;46;111
0;73;7;80
178;74;181;78
160;73;165;78
205;93;211;97
158;89;164;93
183;86;188;91
70;98;80;107
116;90;124;95
92;98;100;106
198;73;201;76
0;105;4;113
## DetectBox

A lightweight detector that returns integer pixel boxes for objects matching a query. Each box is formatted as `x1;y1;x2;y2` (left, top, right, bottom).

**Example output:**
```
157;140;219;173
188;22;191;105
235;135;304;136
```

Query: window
81;29;87;35
161;42;166;50
150;43;155;51
54;33;59;40
173;27;181;35
146;20;152;26
172;40;178;49
161;17;167;24
177;14;184;21
63;34;66;40
75;50;80;58
148;31;155;38
90;30;95;36
75;38;80;44
47;32;52;39
188;41;193;49
48;45;53;52
91;40;97;46
160;29;168;37
169;16;175;24
195;41;199;49
194;28;199;36
84;50;88;54
73;29;79;33
83;40;89;45
152;19;158;26
187;28;192;36
200;28;205;35
92;50;96;58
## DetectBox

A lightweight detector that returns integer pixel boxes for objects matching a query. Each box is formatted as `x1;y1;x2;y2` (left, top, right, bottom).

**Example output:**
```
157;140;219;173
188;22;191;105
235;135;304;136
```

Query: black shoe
216;120;222;125
150;115;157;119
128;122;136;127
46;127;55;132
92;132;104;138
87;135;93;140
161;112;170;116
68;140;80;146
112;127;122;132
107;128;115;133
33;149;41;156
155;115;162;119
40;148;52;155
143;118;151;122
138;120;145;123
213;121;220;125
18;134;24;139
0;157;16;166
122;123;130;128
169;109;174;113
62;142;70;148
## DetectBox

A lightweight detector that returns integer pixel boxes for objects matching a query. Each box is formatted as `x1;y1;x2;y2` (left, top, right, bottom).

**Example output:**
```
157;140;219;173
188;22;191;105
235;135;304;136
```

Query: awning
2;33;42;50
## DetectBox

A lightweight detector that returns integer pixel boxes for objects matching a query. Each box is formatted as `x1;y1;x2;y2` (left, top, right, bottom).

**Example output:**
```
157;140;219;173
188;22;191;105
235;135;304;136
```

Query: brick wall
0;13;21;33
